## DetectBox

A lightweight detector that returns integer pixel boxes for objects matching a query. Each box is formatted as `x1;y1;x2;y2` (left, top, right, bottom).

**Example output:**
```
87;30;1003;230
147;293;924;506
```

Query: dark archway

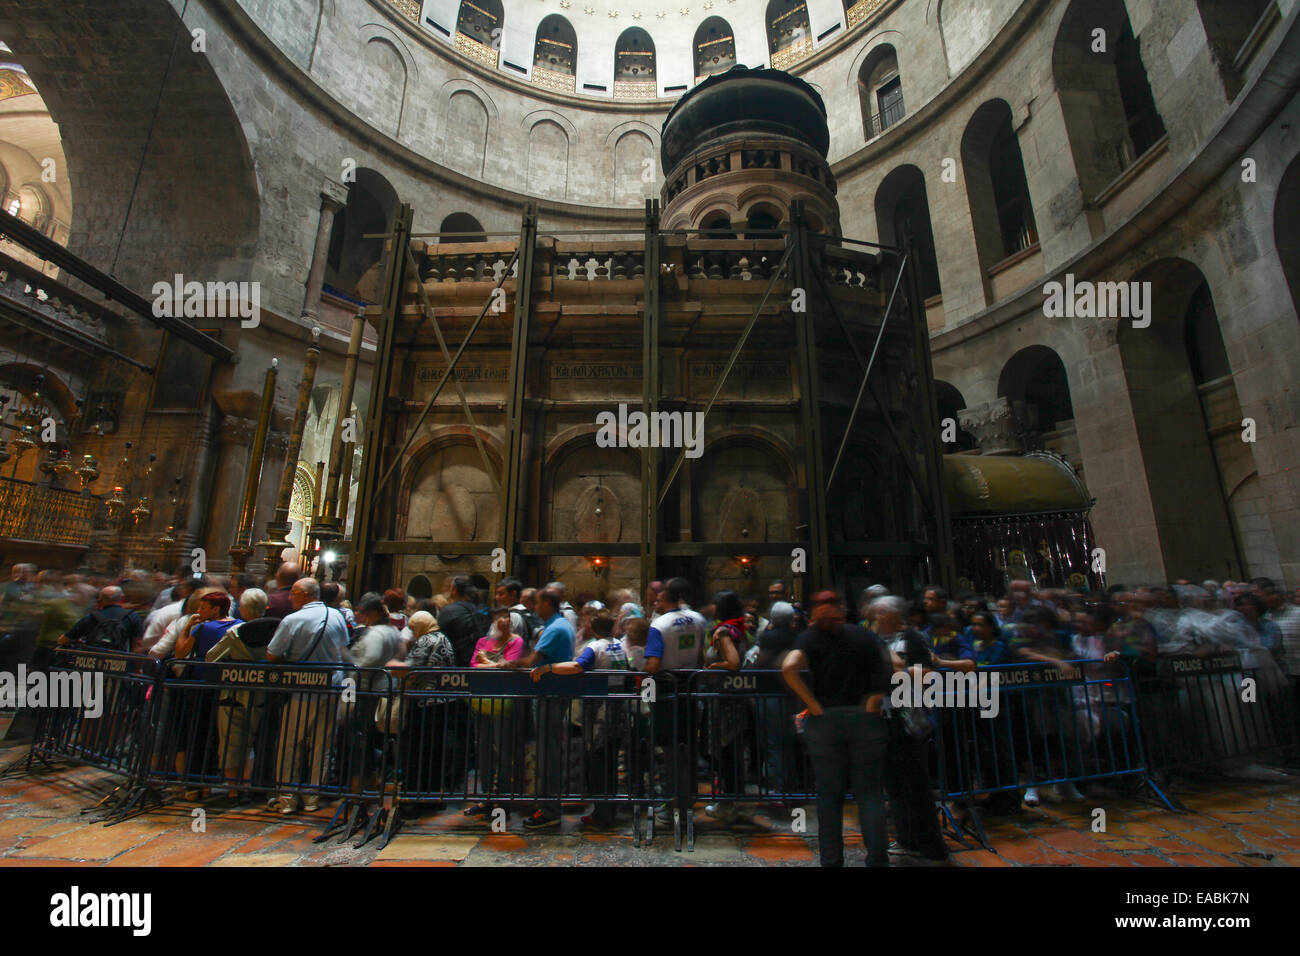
534;14;577;77
765;0;811;59
694;17;736;79
325;169;399;298
934;381;975;452
438;212;486;242
875;165;941;301
456;0;503;49
1053;0;1166;200
614;27;656;87
1275;153;1300;323
1118;259;1242;581
961;99;1038;288
1194;0;1274;98
997;345;1074;432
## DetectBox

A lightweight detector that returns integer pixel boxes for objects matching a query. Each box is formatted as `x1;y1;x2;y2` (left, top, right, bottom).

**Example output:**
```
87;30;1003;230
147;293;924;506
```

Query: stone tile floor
2;742;1298;866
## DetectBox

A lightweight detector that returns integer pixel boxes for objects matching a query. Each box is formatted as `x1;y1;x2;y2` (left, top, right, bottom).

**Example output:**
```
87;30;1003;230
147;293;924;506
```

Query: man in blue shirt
505;587;574;829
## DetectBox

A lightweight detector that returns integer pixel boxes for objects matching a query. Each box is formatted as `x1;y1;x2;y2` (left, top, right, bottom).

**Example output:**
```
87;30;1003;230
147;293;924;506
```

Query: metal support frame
348;205;413;597
790;201;831;588
640;199;661;601
903;229;957;592
502;205;539;574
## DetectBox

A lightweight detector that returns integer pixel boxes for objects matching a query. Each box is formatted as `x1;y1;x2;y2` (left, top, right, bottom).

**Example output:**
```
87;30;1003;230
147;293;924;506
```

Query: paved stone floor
2;742;1298;866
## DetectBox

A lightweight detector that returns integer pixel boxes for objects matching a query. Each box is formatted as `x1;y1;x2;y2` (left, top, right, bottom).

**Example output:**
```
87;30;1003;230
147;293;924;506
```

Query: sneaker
522;810;560;831
705;803;738;824
1023;787;1040;807
269;795;300;815
463;803;494;819
301;794;320;812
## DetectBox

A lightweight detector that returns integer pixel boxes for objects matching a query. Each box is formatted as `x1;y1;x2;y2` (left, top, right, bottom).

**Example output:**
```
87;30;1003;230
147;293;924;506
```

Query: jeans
803;707;888;867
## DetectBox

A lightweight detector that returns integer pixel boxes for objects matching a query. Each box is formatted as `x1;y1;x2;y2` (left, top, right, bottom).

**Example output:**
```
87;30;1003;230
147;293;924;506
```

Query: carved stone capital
958;397;1040;456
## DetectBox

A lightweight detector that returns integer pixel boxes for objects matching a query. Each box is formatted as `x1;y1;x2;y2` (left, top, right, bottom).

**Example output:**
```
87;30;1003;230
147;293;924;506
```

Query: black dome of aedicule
660;65;830;171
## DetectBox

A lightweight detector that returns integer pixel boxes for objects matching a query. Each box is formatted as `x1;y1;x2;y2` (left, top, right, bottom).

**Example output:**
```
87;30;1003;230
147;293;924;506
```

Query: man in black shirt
437;575;487;667
782;590;895;867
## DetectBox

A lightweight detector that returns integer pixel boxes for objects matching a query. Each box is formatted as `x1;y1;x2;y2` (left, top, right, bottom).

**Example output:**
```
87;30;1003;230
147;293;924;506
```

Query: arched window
455;0;503;63
1195;0;1274;97
694;17;736;80
700;211;736;238
961;100;1039;280
766;0;812;68
935;382;975;452
614;27;656;98
325;169;400;299
998;345;1074;433
439;212;486;242
874;165;941;302
533;15;577;93
1053;0;1165;199
744;206;781;239
858;45;904;140
407;575;434;600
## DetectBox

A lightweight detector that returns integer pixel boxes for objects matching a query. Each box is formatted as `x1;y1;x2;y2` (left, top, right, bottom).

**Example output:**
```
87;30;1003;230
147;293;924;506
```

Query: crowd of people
2;559;1298;865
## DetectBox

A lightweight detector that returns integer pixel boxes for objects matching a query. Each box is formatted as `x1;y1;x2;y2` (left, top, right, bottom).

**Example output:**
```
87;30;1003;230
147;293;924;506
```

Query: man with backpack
496;577;542;647
59;586;143;653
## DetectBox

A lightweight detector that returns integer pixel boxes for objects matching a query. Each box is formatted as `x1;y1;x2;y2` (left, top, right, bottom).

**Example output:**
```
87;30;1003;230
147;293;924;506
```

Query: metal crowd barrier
383;668;677;849
1134;651;1297;777
14;651;1298;856
931;659;1175;848
686;669;815;850
17;648;163;820
146;660;395;845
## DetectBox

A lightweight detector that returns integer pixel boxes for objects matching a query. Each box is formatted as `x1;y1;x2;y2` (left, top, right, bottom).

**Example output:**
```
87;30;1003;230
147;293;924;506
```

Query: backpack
517;608;545;645
86;610;132;652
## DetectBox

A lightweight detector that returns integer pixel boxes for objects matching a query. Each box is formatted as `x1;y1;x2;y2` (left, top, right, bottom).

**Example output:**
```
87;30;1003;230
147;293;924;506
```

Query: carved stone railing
770;35;813;71
0;476;98;548
0;258;111;343
532;65;576;95
846;0;889;29
415;241;517;285
386;0;421;23
552;242;647;282
613;79;657;100
455;31;499;69
679;238;789;283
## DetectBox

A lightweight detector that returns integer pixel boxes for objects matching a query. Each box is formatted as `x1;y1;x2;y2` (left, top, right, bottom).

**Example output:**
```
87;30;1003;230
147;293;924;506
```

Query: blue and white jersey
645;606;707;670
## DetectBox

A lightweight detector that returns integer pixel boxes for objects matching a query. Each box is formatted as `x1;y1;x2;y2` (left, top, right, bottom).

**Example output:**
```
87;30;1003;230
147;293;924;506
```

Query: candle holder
76;453;100;493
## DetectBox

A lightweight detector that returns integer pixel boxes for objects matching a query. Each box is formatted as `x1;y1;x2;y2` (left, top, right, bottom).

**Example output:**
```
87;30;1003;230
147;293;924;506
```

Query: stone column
207;416;256;574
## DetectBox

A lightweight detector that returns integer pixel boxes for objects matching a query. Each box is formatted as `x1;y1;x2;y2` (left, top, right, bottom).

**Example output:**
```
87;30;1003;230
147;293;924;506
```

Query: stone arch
857;42;904;139
693;428;798;592
441;88;490;178
961;98;1038;297
614;26;656;85
765;0;811;60
997;344;1074;432
438;212;487;241
359;34;409;137
613;129;655;207
526;118;570;201
533;14;577;77
874;164;941;300
325;167;399;299
1275;152;1300;324
0;362;77;422
694;17;737;79
1052;0;1166;201
934;380;975;452
1117;258;1244;581
1194;0;1275;97
400;428;505;543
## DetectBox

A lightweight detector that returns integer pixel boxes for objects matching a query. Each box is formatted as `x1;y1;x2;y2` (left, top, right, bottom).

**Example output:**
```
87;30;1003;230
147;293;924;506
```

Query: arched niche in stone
693;17;736;80
542;434;641;596
997;344;1073;435
325;168;400;299
692;432;795;596
874;164;941;302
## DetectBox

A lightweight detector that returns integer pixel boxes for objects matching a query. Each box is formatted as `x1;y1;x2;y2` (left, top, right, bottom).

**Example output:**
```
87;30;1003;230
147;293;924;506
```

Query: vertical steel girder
502;205;539;575
640;200;661;602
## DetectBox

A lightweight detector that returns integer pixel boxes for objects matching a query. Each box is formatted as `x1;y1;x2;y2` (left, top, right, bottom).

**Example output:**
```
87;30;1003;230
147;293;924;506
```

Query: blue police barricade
930;659;1176;850
146;659;394;846
1134;650;1296;781
685;668;814;851
383;667;673;849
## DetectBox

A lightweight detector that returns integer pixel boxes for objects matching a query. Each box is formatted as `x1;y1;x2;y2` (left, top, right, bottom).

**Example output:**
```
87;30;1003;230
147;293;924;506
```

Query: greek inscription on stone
415;365;509;384
551;364;642;379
